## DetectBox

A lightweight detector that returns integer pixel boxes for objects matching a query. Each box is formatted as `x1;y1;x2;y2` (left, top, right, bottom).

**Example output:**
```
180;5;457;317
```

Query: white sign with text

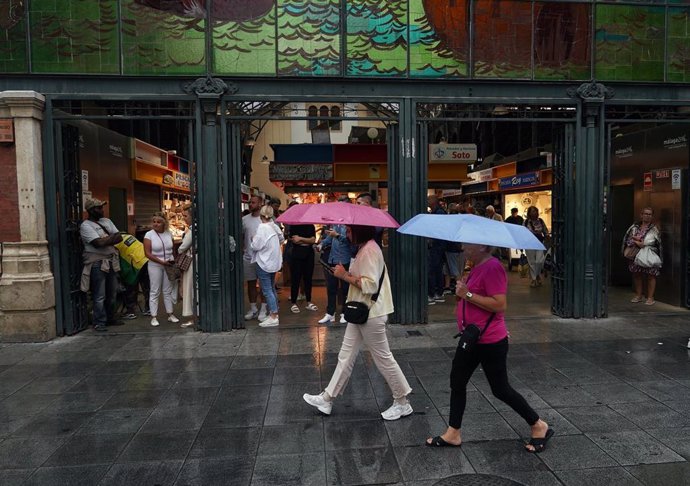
429;144;477;163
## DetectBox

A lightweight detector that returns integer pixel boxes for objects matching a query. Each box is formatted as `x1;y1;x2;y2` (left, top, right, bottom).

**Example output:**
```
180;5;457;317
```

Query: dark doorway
108;187;128;231
609;184;635;287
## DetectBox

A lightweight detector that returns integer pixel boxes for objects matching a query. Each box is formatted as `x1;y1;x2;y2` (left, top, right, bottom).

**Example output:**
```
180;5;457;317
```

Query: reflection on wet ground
0;312;689;484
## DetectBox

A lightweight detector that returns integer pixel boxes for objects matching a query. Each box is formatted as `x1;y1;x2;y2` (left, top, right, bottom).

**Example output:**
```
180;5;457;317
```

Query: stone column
0;91;55;342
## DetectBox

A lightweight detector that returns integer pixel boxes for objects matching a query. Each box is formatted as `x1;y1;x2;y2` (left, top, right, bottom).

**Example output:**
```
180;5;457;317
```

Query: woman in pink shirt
425;243;553;453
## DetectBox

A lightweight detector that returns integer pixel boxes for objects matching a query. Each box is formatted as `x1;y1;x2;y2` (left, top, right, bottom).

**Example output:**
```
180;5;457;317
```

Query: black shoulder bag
343;266;386;325
454;300;496;352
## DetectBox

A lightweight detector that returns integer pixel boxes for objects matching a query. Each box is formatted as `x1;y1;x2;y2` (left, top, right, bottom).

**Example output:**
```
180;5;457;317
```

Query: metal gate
551;123;576;317
54;122;89;335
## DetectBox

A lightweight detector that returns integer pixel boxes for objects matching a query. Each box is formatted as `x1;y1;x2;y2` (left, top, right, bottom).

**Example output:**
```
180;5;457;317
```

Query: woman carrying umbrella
302;224;413;420
425;242;553;452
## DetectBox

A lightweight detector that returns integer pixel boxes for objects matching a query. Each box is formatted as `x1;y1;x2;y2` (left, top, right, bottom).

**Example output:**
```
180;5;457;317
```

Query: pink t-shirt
456;257;508;344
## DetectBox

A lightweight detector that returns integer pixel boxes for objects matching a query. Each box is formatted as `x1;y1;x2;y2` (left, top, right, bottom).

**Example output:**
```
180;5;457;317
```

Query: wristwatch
465;291;473;300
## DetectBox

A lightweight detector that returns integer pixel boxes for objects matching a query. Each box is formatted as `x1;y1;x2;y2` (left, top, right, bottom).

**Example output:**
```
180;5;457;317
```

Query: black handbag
455;300;496;352
343;266;386;325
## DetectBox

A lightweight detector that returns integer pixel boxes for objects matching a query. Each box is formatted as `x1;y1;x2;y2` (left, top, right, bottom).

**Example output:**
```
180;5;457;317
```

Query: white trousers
325;316;412;400
148;261;176;317
181;261;195;317
525;249;545;280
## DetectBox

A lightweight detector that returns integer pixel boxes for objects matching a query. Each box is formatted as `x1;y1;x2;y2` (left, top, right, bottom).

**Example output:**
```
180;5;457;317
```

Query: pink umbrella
276;202;400;228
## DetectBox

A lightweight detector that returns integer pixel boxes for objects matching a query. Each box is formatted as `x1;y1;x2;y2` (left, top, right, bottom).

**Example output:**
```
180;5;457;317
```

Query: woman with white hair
250;205;284;327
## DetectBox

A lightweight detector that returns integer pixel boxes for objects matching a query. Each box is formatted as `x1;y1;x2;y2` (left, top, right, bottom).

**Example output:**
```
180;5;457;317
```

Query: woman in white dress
178;207;195;328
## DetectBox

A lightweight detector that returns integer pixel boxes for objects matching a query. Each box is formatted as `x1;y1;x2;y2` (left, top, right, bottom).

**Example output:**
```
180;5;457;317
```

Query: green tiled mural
0;0;689;81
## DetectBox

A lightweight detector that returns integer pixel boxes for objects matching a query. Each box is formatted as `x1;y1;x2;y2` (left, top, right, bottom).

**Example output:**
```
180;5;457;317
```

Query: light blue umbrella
397;214;546;250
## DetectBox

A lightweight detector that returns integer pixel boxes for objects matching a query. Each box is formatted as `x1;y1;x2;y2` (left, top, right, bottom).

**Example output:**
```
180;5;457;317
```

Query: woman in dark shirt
287;223;318;313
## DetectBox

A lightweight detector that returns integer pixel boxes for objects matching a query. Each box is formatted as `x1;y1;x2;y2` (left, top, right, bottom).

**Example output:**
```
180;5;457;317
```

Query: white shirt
242;213;262;260
347;240;393;319
144;229;174;262
250;222;283;273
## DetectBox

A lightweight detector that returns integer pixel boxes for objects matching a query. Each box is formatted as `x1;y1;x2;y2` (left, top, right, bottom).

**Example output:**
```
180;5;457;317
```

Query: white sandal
305;302;318;311
291;304;300;313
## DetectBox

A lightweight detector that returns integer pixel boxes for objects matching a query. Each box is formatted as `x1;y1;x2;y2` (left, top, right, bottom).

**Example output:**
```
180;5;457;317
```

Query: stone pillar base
0;241;56;342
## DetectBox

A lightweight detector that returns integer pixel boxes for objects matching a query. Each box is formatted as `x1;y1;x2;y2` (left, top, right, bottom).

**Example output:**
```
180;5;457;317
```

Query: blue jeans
90;264;118;327
256;265;278;314
325;263;349;315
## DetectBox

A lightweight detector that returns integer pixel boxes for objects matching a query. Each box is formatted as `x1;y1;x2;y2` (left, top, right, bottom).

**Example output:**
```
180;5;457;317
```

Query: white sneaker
303;393;332;415
257;311;268;322
167;314;180;323
339;314;347;324
427;297;436;305
180;321;194;328
381;401;413;421
150;317;160;327
433;295;445;303
259;316;279;327
318;313;335;324
244;309;258;320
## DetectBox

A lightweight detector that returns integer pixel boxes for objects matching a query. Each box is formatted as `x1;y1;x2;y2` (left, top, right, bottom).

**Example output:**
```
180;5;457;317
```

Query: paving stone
587;430;686;466
528;384;600;408
272;366;322;385
394;445;474;482
100;460;183;486
160;387;219;408
275;353;321;368
537;434;618;470
17;376;83;395
224;368;275;386
259;422;324;455
252;452;326;486
175;456;253;486
385;413;448;447
23;464;109;486
118;430;197;462
579;383;653;404
189;426;262;459
610;401;690;429
119;371;181;391
230;355;277;369
100;389;167;410
184;357;232;372
12;412;94;437
43;432;133;466
76;409;152;435
626;461;690;486
0;436;66;469
461;440;549;473
324;419;390;451
557;406;640;433
173;371;226;389
456;412;520;442
631;380;690;402
555;366;622;385
139;405;210;433
0;468;32;486
326;446;402;485
497;471;563;486
67;374;130;393
646;427;690;460
500;407;581;437
47;391;116;413
555;466;644;485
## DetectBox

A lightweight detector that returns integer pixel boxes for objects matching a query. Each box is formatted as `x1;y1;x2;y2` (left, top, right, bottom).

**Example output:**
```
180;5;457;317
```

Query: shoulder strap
370;265;386;303
87;219;111;235
462;299;496;336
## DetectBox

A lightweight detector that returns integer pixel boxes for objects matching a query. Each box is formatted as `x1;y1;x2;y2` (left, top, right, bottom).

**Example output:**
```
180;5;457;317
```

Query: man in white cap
80;198;123;331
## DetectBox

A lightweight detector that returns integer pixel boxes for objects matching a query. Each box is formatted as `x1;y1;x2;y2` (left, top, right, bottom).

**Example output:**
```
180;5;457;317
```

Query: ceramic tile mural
0;0;27;72
0;0;689;80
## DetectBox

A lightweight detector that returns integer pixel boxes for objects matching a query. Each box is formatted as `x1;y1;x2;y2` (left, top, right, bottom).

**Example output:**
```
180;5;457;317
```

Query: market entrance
416;103;579;320
47;99;198;335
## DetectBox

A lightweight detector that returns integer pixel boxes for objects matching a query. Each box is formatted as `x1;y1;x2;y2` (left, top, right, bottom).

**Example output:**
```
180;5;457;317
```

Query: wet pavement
0;314;689;485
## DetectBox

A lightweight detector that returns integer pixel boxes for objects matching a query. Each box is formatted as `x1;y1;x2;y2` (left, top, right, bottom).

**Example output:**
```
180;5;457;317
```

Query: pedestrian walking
144;212;179;327
251;205;284;327
622;207;662;305
426;243;553;452
303;225;413;420
523;206;548;287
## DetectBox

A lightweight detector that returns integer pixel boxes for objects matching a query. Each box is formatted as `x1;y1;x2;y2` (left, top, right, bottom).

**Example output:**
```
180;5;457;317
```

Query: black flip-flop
426;436;461;447
525;428;554;453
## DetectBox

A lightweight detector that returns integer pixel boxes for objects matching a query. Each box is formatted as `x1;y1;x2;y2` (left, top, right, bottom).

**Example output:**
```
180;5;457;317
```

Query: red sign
643;172;653;191
0;119;13;143
655;169;670;179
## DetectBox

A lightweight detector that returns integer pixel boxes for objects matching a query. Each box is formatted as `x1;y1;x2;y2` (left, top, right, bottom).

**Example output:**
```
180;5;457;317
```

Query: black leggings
290;251;314;303
449;337;539;429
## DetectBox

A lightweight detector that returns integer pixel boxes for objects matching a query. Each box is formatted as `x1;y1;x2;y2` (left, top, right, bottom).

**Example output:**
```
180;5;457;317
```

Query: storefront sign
672;169;681;190
662;134;687;150
0;119;13;142
82;191;92;211
81;170;89;191
498;172;540;190
655;169;670;179
442;189;463;197
468;168;493;182
270;164;333;181
429;144;477;163
174;172;190;190
643;172;653;191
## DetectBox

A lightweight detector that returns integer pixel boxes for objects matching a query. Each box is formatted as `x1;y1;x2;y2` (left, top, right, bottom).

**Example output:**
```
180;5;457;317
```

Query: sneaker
141;309;151;316
442;288;453;296
318;313;335;324
259;316;279;327
180;321;194;328
122;313;137;320
427;297;436;305
303;393;332;415
257;311;268;322
434;294;445;303
381;401;413;421
168;314;180;323
94;325;107;332
339;314;347;324
244;309;259;320
150;317;160;327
